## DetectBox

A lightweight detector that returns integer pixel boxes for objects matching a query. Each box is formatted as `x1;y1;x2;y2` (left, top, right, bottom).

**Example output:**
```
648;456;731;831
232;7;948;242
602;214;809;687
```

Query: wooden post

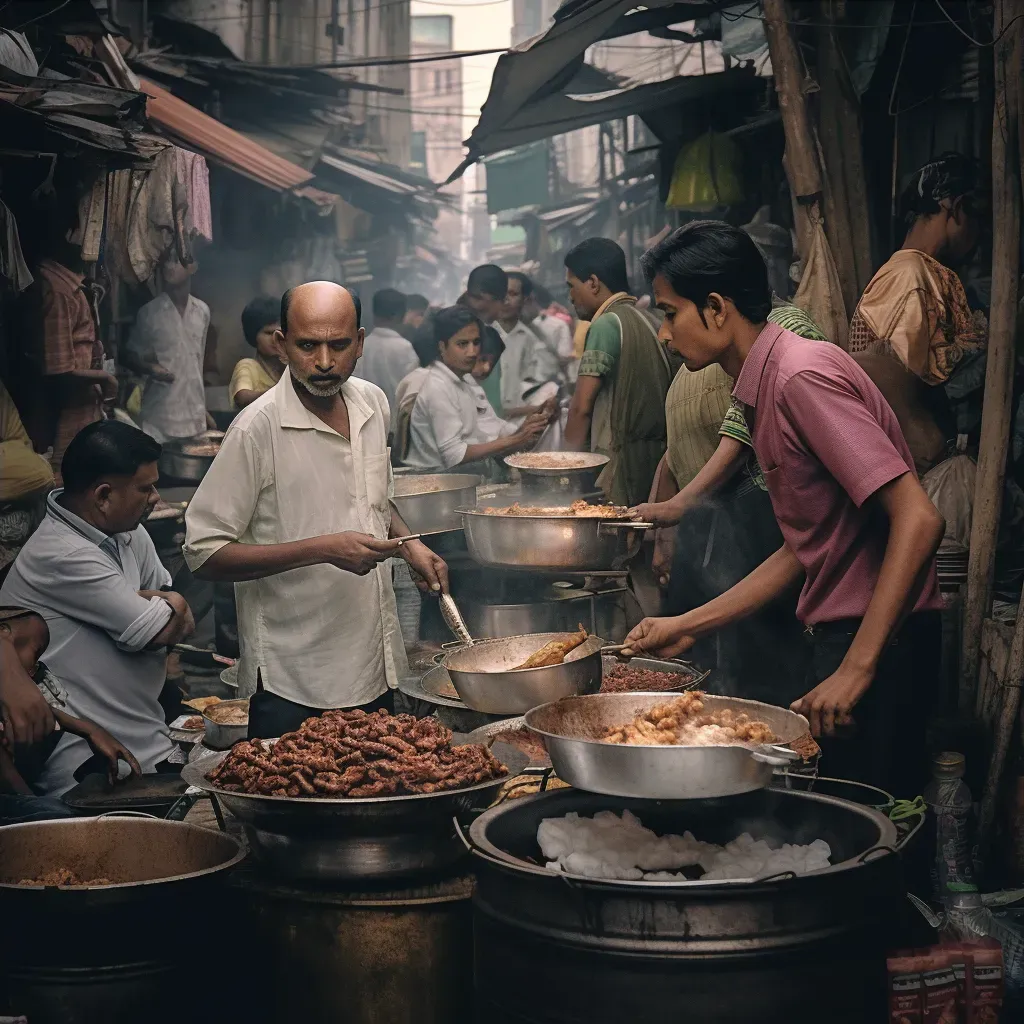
962;0;1022;712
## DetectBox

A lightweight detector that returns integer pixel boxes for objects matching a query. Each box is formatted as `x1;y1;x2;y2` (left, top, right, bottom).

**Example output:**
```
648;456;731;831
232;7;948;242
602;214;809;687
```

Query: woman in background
229;295;284;409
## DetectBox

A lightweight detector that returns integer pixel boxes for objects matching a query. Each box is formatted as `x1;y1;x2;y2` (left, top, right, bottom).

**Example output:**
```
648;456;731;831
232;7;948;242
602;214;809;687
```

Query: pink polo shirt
733;323;942;625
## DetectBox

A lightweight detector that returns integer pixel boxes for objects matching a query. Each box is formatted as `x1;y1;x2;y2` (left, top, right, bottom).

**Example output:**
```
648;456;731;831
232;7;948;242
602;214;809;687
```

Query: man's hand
81;721;142;785
321;532;401;575
790;663;874;737
400;539;450;595
516;414;548;446
150;364;175;384
0;640;56;747
651;529;675;588
140;590;196;648
631;500;685;527
621;616;697;660
100;372;119;400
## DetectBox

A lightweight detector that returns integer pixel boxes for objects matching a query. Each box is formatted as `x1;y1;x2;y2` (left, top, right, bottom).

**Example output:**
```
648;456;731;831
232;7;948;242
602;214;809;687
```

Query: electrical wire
887;0;915;118
14;0;70;30
932;0;1024;47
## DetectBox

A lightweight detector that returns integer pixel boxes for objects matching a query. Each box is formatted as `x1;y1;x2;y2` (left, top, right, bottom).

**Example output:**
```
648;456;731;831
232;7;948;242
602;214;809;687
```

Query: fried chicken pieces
515;625;589;670
602;693;777;747
481;500;631;518
206;708;507;798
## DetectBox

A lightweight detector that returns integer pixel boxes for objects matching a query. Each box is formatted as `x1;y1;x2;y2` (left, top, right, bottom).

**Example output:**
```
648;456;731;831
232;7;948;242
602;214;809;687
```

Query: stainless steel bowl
524;692;808;800
459;510;649;572
158;446;215;482
201;698;250;750
443;633;604;715
391;473;480;535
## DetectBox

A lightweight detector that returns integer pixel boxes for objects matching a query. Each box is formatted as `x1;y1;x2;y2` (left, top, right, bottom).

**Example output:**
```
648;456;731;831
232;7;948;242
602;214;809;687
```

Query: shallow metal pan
524;692;807;800
443;633;605;715
458;509;651;572
503;452;609;477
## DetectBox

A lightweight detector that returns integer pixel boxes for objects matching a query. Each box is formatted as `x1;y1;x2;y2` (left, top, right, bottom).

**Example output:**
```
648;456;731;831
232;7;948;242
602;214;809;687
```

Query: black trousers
248;687;395;740
804;611;941;799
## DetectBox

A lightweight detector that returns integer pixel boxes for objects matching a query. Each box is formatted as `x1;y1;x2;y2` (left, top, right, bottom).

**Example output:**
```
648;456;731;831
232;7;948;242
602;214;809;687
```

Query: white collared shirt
126;293;210;441
354;326;420;419
404;362;517;472
0;491;175;796
530;314;575;384
182;372;408;708
494;320;539;411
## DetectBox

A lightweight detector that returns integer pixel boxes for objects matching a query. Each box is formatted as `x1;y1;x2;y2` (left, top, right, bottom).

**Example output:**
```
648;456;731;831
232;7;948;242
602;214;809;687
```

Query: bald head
275;282;365;399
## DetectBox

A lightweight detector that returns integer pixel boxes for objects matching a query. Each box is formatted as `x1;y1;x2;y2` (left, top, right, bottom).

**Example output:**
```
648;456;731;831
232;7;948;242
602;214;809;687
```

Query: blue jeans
0;793;75;825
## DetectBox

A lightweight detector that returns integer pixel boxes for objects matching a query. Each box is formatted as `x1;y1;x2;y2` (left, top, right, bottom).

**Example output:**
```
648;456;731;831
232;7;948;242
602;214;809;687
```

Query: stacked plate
935;543;969;589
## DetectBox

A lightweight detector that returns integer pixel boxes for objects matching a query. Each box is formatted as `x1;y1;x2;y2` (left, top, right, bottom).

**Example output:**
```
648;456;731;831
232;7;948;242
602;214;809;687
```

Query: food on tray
601;664;692;693
492;726;549;763
207;708;507;798
505;452;605;470
515;625;588;670
182;696;224;713
480;499;632;518
537;810;832;882
147;500;185;520
182;442;221;457
181;715;205;730
17;868;114;887
602;692;776;747
204;703;249;725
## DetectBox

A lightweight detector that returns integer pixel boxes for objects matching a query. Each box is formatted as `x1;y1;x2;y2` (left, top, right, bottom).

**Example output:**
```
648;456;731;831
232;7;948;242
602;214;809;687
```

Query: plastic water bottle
923;751;975;900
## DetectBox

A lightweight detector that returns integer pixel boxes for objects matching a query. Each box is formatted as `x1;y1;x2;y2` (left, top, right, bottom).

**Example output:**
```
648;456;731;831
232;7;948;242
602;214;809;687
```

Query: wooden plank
961;0;1022;713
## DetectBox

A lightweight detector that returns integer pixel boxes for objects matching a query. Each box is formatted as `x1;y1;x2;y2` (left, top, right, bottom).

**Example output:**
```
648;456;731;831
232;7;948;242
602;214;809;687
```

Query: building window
446;68;454;92
434;69;443;93
410;131;427;172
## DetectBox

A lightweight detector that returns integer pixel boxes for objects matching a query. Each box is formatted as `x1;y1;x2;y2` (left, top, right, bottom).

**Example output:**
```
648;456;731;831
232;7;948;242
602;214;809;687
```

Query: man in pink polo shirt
624;224;944;794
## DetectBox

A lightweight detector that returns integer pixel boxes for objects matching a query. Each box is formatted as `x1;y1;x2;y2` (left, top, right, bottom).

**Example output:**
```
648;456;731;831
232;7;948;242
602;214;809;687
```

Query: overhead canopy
316;146;441;221
139;76;337;209
448;0;747;181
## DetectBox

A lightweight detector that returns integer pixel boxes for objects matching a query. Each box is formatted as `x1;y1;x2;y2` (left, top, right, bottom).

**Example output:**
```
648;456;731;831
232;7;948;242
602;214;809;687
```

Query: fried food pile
204;703;248;725
515;625;588;669
602;693;776;747
207;709;508;798
18;868;113;886
481;499;631;518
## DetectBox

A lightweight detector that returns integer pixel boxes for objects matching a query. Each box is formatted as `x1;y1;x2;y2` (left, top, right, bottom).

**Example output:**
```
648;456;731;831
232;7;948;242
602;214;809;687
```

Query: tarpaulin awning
447;0;758;182
138;76;337;209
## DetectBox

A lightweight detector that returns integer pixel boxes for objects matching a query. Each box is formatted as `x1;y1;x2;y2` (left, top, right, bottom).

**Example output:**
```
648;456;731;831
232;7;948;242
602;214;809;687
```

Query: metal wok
525;692;808;800
182;741;528;881
443;633;605;715
391;473;480;535
458;509;650;572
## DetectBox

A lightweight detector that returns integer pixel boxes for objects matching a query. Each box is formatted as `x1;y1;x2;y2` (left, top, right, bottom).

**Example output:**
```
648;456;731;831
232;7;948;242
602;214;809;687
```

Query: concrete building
409;14;465;259
162;0;411;167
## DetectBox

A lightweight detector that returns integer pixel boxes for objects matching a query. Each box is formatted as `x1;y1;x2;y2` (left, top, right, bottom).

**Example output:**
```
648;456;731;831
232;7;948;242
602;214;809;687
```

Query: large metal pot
183;743;528;882
391;473;480;535
158;444;216;482
525;691;806;800
0;815;245;1024
468;787;904;1024
459;509;649;571
443;633;605;715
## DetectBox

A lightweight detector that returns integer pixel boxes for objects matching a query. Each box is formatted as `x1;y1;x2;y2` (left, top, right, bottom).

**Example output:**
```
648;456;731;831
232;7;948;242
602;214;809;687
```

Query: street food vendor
183;282;449;738
624;224;944;795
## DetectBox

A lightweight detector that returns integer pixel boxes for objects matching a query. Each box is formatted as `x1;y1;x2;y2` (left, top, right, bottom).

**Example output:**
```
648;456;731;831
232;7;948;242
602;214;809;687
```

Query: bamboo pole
962;0;1022;714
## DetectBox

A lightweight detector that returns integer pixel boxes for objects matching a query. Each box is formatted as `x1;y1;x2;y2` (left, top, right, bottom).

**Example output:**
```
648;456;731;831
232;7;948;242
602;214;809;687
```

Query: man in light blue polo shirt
1;421;195;795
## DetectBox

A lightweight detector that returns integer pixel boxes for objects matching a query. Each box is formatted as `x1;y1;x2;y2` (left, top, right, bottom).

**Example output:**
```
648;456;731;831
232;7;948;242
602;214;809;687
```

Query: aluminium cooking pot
391;473;480;535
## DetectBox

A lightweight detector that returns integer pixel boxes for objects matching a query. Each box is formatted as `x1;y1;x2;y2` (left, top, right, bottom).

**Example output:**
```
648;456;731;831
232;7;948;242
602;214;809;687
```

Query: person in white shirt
523;278;577;384
354;288;419;419
0;421;195;795
183;282;449;739
493;272;543;417
123;256;212;443
404;306;549;474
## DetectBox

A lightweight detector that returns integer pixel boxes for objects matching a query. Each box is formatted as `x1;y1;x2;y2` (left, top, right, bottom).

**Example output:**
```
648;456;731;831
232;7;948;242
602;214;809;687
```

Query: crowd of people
0;150;997;821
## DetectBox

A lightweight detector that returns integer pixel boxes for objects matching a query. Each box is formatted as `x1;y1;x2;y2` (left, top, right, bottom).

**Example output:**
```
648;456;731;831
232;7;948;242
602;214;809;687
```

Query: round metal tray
503;452;609;476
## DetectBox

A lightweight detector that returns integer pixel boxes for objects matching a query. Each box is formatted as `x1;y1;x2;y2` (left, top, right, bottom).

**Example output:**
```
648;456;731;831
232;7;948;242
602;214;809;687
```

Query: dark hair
61;420;162;494
433;305;483;350
533;283;554;307
405;293;429;314
409;308;439;367
241;295;280;347
0;606;44;627
564;237;630;294
640;223;772;325
372;287;407;321
479;325;506;365
506;271;533;298
898;151;983;229
466;264;508;300
280;285;362;334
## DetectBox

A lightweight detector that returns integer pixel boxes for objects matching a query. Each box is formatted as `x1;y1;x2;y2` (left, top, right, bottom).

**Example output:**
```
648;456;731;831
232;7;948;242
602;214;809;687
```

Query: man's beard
293;371;345;398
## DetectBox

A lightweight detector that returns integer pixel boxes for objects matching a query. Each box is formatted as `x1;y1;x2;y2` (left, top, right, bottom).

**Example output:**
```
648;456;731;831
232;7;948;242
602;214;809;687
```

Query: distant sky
410;0;513;134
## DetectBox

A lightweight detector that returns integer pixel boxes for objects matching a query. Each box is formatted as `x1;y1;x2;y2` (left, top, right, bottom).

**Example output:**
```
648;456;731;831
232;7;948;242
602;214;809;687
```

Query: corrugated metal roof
139;76;337;209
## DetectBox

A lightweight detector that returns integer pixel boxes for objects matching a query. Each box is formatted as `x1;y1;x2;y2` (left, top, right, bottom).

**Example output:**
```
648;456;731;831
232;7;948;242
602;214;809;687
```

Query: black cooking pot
468;787;906;1024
